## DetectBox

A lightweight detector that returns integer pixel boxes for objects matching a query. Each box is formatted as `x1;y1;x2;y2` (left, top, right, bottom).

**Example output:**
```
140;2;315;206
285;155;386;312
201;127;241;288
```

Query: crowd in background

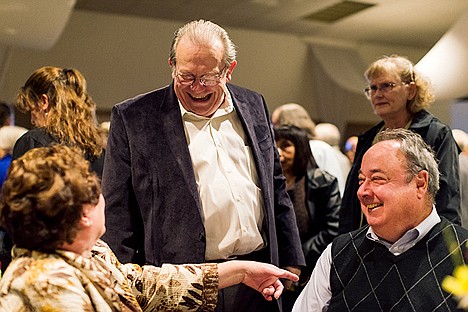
0;19;467;312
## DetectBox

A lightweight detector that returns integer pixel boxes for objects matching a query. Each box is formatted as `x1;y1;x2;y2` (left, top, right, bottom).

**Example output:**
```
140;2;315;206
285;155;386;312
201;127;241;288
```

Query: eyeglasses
175;66;227;87
364;81;409;98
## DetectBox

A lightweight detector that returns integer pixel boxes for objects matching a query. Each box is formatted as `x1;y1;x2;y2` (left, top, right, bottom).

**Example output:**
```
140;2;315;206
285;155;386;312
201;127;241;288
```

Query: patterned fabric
0;240;218;311
328;219;468;311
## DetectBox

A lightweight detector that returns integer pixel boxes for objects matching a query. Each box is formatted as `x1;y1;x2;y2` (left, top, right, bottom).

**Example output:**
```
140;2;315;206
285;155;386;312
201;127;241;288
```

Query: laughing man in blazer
102;20;305;312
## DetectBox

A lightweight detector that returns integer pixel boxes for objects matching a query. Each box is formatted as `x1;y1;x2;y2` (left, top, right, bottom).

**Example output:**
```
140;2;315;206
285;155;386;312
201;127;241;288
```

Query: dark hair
0;145;101;251
0;101;12;126
274;125;317;180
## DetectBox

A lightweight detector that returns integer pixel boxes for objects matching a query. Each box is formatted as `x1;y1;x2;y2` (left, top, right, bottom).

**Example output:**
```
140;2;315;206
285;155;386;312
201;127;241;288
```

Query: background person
0;125;27;272
0;145;299;311
0;102;12;127
274;125;341;311
12;66;104;178
1;66;106;272
293;128;468;311
102;20;304;312
344;135;358;164
452;129;468;228
0;126;27;187
339;54;461;234
314;122;351;178
271;103;348;196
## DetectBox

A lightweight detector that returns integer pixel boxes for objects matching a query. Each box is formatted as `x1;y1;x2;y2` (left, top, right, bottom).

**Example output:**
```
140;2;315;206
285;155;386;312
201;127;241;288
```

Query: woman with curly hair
12;66;104;178
339;54;461;234
2;66;106;272
0;146;298;311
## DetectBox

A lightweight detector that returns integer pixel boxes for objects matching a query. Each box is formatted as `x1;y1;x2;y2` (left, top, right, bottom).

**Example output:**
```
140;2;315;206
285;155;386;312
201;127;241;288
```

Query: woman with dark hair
274;125;341;311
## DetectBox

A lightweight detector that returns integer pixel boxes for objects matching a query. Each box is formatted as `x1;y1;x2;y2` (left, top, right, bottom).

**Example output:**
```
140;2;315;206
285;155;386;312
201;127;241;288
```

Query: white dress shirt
180;95;264;261
292;207;441;312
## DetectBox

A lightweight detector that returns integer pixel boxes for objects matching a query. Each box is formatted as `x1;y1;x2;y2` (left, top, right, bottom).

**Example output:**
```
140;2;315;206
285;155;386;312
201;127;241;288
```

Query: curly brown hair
16;66;103;157
0;145;101;251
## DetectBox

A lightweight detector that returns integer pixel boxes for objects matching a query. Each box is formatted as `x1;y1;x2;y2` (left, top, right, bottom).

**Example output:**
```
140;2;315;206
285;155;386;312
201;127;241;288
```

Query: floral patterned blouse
0;240;218;311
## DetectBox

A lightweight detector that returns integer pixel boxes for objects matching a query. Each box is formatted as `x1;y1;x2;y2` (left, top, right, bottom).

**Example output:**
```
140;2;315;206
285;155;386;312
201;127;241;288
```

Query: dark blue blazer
102;83;305;269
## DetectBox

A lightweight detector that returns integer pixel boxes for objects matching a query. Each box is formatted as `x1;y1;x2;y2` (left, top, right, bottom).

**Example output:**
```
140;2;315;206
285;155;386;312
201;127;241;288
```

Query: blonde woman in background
339;55;460;234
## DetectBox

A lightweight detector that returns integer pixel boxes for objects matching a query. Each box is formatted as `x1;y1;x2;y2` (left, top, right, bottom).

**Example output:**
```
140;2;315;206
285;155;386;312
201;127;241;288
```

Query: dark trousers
215;283;281;312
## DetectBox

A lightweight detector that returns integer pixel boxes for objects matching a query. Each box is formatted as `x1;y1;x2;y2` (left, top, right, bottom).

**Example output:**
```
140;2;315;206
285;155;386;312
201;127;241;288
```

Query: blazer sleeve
101;105;145;264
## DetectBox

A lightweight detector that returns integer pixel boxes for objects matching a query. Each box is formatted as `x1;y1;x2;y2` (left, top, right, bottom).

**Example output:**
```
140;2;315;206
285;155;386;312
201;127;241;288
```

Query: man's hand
217;261;299;300
282;266;302;290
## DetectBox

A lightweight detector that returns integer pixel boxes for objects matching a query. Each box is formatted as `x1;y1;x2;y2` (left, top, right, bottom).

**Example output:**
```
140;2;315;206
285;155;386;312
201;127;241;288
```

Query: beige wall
0;10;451;135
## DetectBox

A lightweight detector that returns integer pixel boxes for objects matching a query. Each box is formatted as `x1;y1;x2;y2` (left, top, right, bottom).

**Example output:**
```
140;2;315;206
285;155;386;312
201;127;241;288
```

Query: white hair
0;126;28;152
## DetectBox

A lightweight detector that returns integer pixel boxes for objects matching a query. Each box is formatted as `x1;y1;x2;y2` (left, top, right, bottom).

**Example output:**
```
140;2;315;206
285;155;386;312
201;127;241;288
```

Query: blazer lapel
161;85;201;209
230;87;269;200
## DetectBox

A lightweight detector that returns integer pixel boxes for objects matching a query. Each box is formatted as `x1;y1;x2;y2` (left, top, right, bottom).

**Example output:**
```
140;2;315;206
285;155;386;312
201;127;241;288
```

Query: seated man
293;128;468;311
0;145;298;311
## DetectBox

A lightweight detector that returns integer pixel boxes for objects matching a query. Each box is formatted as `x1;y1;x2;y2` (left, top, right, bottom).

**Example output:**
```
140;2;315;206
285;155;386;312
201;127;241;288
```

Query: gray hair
169;20;237;69
314;122;341;147
376;128;440;203
375;128;439;203
272;103;316;139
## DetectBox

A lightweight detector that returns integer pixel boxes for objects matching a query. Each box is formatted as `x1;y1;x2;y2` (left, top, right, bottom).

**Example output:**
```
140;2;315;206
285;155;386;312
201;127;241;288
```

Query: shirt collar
366;206;440;255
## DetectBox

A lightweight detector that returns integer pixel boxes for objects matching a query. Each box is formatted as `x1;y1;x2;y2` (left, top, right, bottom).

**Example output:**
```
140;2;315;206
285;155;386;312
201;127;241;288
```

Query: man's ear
415;170;429;199
225;61;237;82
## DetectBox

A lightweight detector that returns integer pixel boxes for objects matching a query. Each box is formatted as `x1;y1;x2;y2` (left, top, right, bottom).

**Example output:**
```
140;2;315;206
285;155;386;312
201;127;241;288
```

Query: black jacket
302;167;341;273
12;128;105;179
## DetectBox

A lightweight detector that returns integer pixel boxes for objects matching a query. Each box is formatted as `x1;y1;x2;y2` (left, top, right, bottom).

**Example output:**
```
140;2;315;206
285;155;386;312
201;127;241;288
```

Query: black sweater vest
329;219;468;311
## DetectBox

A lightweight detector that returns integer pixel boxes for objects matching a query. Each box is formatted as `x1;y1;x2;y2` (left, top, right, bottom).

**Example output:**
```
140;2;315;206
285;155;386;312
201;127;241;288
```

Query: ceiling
0;0;76;50
74;0;468;50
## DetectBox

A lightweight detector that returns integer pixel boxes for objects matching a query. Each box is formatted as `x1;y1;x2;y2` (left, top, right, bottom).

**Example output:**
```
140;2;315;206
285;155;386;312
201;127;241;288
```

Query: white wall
0;10;449;134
